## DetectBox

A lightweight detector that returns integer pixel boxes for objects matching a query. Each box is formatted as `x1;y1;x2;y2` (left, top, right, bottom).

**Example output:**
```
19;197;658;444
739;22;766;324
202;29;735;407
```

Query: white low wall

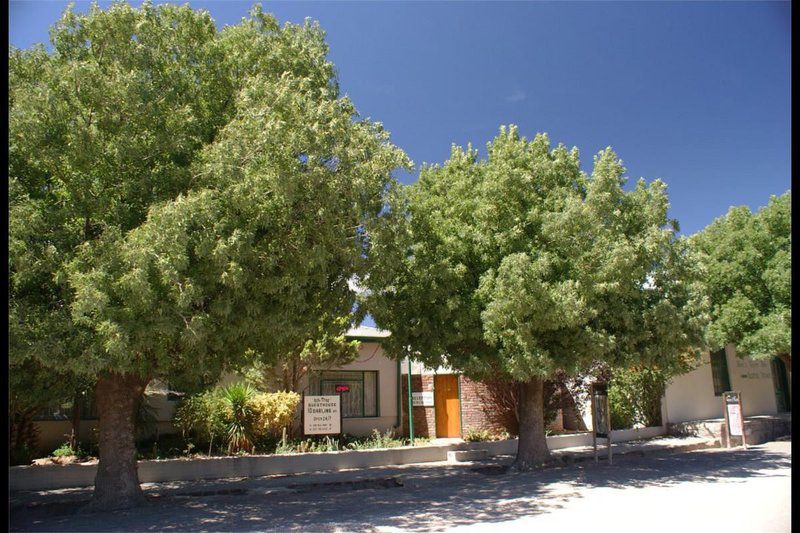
10;427;666;492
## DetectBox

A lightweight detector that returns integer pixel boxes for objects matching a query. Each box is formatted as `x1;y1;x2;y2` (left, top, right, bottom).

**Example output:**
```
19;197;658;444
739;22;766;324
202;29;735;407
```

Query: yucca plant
220;383;256;453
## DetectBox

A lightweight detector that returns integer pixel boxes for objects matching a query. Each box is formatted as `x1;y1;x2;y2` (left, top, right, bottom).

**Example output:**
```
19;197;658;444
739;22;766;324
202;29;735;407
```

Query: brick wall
459;376;508;434
402;373;565;439
401;374;436;438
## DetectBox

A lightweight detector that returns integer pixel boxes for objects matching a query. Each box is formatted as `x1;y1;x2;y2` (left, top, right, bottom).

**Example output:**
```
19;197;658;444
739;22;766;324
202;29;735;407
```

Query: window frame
315;370;379;419
710;348;732;396
33;394;98;421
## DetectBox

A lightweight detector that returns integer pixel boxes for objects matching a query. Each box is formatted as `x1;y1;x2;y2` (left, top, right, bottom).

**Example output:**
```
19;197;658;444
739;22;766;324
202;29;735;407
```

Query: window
710;349;731;396
33;394;98;421
309;371;378;418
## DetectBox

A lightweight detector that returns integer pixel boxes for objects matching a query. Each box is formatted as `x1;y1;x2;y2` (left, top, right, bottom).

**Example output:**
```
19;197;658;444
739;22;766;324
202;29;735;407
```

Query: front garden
27;382;432;466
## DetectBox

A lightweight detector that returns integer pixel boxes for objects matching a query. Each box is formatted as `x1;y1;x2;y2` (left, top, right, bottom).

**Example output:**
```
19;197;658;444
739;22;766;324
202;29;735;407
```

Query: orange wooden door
434;374;461;437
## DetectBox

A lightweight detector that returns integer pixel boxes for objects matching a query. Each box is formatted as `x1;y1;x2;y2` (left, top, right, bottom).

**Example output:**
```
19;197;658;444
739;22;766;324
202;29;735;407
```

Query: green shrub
463;428;493;442
249;390;300;442
462;428;510;442
10;444;37;466
346;429;403;450
173;389;228;453
51;441;88;458
174;384;300;455
608;384;637;430
219;383;256;453
136;433;195;460
609;366;668;429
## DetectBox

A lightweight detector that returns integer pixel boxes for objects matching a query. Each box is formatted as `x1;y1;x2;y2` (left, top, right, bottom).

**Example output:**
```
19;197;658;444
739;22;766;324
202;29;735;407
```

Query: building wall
323;341;400;436
459;376;509;435
401;374;436;438
214;341;401;437
664;344;778;424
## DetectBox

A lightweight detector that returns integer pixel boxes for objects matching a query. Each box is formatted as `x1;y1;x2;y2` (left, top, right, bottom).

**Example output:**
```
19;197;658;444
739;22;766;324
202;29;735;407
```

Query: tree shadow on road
10;445;791;532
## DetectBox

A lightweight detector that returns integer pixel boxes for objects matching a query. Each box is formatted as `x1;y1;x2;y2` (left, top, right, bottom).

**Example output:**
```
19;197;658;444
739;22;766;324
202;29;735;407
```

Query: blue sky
10;1;790;236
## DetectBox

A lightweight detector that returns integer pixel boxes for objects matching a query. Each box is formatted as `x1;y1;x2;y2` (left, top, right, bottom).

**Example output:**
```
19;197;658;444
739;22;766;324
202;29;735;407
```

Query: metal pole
407;354;414;446
605;392;612;465
591;385;597;463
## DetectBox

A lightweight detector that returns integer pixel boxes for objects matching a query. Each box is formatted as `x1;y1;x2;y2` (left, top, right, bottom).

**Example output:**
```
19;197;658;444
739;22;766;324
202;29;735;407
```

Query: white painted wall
664;344;778;424
324;341;400;436
215;342;400;436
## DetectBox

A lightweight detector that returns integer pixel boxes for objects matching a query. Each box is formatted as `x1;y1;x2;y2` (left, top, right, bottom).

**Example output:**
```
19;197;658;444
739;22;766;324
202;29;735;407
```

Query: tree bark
85;372;149;512
69;390;83;451
512;377;551;470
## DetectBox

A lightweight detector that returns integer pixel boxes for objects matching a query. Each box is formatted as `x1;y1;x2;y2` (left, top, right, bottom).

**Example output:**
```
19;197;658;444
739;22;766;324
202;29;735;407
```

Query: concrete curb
10;436;722;509
10;427;669;492
553;438;719;465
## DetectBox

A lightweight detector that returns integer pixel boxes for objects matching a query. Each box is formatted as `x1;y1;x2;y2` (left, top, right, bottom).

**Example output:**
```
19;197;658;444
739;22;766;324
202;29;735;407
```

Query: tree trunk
85;373;149;512
69;391;83;451
513;377;551;470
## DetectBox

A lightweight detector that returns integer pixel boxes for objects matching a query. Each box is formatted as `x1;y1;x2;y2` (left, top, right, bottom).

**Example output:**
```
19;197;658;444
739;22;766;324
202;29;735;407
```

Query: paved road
11;441;791;532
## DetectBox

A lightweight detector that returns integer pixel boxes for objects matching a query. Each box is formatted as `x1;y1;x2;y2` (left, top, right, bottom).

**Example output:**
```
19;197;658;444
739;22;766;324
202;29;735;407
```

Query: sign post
302;394;342;437
591;382;612;464
407;354;414;446
722;391;747;449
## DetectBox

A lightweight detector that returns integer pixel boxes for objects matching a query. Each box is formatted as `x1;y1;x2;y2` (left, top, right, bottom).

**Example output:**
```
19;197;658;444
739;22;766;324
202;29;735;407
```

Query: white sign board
303;395;341;435
727;403;743;436
412;391;434;407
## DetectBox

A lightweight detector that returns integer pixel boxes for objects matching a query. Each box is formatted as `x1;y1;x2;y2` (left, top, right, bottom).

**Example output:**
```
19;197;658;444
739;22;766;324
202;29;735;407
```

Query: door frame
771;356;791;413
433;373;462;438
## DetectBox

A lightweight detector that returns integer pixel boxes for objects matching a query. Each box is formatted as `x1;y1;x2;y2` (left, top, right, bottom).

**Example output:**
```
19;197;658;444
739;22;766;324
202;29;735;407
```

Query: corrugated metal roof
345;325;391;339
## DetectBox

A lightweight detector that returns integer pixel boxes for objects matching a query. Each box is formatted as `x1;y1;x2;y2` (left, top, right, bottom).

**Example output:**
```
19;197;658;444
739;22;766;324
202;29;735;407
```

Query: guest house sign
412;391;434;407
722;391;747;449
303;395;342;436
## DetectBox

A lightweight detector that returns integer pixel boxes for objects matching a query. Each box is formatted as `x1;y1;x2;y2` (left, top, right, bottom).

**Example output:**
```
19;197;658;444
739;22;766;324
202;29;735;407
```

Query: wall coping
10;427;666;492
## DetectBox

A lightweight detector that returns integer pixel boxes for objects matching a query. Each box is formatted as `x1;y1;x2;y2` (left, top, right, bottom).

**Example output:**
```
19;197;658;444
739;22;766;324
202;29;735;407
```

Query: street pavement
10;440;791;532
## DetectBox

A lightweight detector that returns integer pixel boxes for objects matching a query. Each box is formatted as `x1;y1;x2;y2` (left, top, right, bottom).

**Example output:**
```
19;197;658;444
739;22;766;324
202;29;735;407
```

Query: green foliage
173;389;228;452
608;362;693;429
691;192;791;359
365;125;707;383
9;0;409;399
52;442;80;458
248;390;301;441
345;429;402;450
8;356;91;462
174;384;299;454
363;126;707;463
243;321;359;392
136;433;195;460
463;428;493;442
219;383;256;453
273;429;428;454
463;428;513;442
10;444;38;466
608;385;637;430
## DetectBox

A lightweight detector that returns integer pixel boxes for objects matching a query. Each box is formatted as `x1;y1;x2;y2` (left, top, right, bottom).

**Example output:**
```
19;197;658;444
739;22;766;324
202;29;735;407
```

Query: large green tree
9;1;408;510
691;192;791;367
364;126;706;468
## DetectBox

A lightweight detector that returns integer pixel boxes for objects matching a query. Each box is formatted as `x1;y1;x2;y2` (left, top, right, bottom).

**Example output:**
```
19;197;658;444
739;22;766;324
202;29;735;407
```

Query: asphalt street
10;441;791;532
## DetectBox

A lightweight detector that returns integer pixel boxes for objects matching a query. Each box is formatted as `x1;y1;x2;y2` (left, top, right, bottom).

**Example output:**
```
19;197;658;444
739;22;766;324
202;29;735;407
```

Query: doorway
434;374;461;437
771;357;791;413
